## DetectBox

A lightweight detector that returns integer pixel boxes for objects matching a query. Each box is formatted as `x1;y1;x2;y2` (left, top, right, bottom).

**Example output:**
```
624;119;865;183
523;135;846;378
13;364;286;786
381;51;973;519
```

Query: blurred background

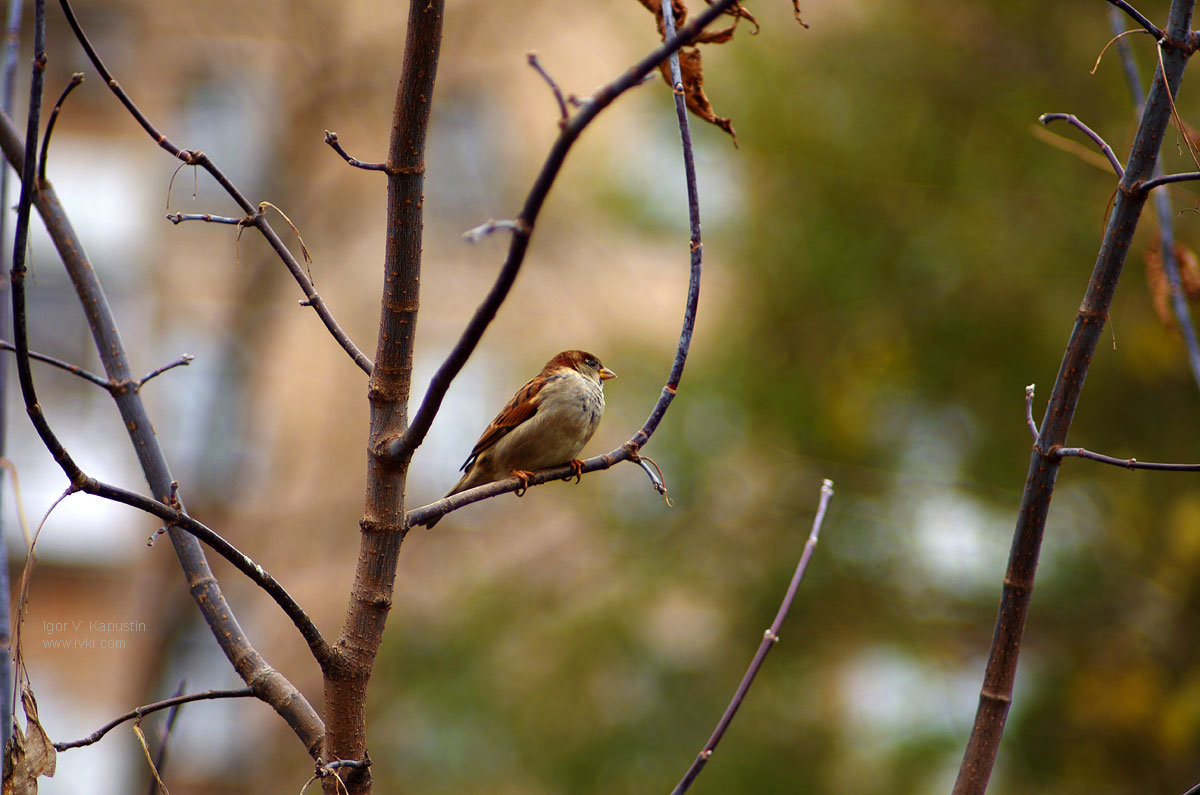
8;0;1200;792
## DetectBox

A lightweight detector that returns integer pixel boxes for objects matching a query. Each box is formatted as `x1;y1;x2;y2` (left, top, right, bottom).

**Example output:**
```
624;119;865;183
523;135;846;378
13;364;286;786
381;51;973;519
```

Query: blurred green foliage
370;2;1200;793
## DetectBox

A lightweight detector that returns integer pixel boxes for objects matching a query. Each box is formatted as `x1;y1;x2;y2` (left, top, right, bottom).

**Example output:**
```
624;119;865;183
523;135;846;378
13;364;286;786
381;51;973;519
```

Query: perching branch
670;479;834;795
404;0;733;528
393;0;743;467
57;0;373;376
953;2;1197;793
54;688;254;751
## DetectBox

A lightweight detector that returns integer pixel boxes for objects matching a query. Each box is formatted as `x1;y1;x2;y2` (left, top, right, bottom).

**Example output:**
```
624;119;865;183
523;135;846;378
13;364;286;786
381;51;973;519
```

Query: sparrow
423;350;616;528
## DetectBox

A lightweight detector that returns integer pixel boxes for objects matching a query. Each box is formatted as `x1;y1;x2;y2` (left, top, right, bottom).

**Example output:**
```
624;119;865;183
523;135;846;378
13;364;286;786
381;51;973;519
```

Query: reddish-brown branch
326;2;445;792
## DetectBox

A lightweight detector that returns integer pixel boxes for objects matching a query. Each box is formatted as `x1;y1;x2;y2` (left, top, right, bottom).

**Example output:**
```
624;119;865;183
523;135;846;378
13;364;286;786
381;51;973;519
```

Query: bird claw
510;469;534;497
562;459;585;484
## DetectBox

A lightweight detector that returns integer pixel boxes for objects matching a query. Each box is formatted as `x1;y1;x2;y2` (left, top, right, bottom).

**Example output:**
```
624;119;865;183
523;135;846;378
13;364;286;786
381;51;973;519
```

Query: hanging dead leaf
1145;243;1174;330
634;0;759;140
1177;243;1200;297
2;685;56;795
659;48;738;143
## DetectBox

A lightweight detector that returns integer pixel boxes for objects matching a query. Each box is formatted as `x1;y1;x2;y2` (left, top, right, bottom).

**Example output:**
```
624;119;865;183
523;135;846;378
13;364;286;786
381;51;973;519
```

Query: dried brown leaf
1146;243;1177;331
1178;243;1200;298
634;0;746;139
19;689;53;781
662;48;738;142
2;686;56;795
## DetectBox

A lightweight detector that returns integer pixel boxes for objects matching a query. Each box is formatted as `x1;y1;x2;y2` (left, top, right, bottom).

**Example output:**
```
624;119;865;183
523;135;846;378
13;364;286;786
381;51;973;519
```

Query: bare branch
0;339;108;388
526;53;569;124
1103;0;1165;38
72;473;332;666
324;130;388;172
671;479;835;795
54;688;254;751
395;0;745;463
165;212;242;225
1139;170;1200;191
954;3;1196;792
138;354;194;388
1054;445;1200;470
36;71;81;185
1038;113;1124;177
58;0;373;376
0;99;327;756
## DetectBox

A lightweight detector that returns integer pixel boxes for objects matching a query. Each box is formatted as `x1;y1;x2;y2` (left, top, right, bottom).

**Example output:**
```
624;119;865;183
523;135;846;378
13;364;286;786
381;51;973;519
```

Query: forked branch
57;0;372;375
393;0;748;464
953;2;1196;792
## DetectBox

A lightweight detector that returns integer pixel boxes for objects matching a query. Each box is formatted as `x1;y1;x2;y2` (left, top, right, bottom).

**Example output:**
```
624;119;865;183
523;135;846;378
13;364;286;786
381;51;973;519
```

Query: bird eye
586;358;598;368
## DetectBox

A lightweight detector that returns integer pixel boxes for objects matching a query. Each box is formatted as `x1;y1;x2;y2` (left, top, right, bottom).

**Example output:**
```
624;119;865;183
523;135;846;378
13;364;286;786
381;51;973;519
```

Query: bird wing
460;375;547;470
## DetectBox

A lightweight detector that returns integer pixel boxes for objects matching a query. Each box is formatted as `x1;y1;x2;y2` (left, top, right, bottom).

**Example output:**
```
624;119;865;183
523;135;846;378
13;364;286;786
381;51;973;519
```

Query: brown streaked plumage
423;350;615;528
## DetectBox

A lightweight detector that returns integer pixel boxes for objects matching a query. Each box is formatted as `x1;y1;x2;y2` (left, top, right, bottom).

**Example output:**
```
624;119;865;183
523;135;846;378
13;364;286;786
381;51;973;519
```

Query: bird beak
599;366;616;381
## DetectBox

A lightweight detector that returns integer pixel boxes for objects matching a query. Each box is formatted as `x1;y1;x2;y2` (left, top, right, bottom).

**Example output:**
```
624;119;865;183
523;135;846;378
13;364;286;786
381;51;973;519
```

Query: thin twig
1038;113;1124;178
36;71;82;185
527;53;569;124
58;0;372;375
1054;445;1200;470
55;687;254;751
671;479;835;795
394;0;744;465
1025;384;1038;439
323;131;388;172
462;219;529;243
1139;171;1200;191
165;212;242;225
0;339;108;387
1104;0;1165;38
138;354;194;388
